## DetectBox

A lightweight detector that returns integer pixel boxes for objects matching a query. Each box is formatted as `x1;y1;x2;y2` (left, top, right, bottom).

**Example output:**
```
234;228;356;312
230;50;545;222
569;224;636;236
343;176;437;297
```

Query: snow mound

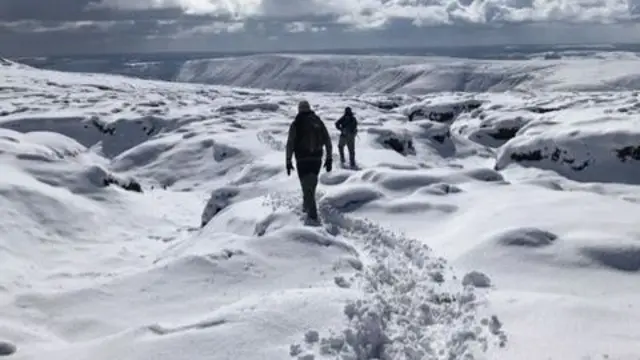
0;129;142;194
494;227;558;247
495;114;640;184
581;245;640;272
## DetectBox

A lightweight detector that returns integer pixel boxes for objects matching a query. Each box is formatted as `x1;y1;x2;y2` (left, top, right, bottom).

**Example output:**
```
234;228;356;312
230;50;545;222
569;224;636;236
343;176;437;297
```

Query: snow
170;53;640;93
2;55;640;360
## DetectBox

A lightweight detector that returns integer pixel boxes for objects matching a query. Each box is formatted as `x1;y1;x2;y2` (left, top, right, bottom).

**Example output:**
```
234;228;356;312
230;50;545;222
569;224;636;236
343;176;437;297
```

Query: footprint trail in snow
263;191;507;360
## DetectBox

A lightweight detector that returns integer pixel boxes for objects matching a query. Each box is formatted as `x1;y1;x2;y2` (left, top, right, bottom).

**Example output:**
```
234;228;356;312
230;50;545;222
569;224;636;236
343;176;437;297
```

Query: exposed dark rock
384;138;405;154
432;131;449;144
383;137;415;156
201;186;240;227
103;176;143;193
510;150;543;162
488;127;519;141
508;148;591;171
372;101;400;110
407;100;482;122
90;117;115;135
616;145;640;162
409;110;453;122
218;102;279;113
526;106;563;114
0;341;16;356
413;120;452;146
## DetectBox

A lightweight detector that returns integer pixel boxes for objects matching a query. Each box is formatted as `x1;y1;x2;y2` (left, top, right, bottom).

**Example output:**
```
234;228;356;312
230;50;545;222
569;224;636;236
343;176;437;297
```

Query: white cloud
2;20;130;33
284;21;326;33
175;21;245;36
93;0;262;17
91;0;640;29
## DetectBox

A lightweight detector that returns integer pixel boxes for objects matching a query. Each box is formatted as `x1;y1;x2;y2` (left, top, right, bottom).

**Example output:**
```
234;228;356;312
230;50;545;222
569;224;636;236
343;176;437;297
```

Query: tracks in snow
263;191;507;360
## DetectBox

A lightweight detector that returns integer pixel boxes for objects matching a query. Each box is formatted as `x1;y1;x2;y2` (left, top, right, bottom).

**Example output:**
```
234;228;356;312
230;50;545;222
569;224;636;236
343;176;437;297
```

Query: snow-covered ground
1;57;640;360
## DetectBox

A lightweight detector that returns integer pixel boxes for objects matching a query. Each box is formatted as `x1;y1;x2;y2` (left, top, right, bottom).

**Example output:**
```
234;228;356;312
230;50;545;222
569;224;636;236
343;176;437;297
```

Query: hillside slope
174;53;640;94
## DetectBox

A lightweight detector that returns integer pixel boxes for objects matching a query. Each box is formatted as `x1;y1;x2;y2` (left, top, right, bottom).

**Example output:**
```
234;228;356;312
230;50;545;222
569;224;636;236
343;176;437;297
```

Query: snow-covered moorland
1;56;640;360
175;53;640;93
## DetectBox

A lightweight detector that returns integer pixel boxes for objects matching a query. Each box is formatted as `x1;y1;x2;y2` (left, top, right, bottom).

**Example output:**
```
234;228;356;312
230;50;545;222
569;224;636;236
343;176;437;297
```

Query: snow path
265;190;505;359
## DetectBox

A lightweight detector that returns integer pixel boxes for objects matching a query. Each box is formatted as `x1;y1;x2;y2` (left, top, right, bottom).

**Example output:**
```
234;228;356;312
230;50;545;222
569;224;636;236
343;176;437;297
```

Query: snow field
1;57;640;360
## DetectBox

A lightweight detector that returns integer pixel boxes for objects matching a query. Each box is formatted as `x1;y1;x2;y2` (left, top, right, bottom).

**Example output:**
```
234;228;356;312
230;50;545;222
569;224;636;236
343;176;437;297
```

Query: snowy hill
2;60;640;360
16;49;640;94
175;53;640;93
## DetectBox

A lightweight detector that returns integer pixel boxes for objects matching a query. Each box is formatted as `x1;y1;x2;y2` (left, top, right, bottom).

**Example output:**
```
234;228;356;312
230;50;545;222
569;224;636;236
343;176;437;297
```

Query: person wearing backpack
285;100;333;222
335;107;358;169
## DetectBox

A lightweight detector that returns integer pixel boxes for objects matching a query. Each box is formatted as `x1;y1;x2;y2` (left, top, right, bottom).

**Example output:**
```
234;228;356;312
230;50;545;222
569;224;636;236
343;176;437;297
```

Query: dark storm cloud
0;0;189;21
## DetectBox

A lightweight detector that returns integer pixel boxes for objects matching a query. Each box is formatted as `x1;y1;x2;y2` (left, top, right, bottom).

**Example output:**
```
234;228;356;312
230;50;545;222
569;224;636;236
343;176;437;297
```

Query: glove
324;157;332;172
286;160;294;176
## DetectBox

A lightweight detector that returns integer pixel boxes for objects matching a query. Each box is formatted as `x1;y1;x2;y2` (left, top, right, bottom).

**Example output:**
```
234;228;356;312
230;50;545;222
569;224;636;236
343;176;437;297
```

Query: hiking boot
305;214;321;226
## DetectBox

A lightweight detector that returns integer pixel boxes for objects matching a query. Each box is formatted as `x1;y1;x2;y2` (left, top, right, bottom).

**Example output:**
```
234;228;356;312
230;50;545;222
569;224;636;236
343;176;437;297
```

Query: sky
1;0;640;56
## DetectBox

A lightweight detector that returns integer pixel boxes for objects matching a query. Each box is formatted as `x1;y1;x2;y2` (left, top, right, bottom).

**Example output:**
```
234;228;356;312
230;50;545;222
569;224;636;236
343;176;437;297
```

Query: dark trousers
296;158;322;220
338;133;356;166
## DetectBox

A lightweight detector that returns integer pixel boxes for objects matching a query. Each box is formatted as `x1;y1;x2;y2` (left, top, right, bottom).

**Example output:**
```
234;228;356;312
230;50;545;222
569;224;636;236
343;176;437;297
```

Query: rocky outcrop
85;165;143;193
406;99;483;122
370;128;416;156
0;341;16;356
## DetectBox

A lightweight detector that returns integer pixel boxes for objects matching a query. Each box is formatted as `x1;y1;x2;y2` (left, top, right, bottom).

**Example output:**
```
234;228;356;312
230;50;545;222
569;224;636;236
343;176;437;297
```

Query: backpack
294;113;325;156
340;114;357;135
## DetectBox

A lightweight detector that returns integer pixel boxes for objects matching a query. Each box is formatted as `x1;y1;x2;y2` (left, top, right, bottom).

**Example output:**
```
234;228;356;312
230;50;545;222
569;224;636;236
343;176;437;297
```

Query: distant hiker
285;100;333;222
335;107;358;168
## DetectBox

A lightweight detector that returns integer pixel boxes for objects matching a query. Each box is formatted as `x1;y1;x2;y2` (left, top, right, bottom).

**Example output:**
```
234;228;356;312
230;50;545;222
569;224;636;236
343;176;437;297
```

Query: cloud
91;0;640;27
284;21;327;33
1;0;640;55
2;0;639;28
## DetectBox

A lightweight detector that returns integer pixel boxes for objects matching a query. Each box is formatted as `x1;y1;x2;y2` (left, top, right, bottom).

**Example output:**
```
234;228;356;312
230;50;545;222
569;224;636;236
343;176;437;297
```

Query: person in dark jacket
335;107;358;168
285;100;332;222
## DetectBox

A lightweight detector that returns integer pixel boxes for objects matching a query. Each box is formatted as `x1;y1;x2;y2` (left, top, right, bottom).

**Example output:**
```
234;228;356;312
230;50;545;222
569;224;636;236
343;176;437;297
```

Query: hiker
285;100;333;222
335;106;358;168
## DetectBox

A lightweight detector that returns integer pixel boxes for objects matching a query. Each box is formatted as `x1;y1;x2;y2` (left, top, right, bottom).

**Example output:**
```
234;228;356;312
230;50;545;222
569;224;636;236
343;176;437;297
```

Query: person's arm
335;116;344;131
285;120;297;164
321;121;333;160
